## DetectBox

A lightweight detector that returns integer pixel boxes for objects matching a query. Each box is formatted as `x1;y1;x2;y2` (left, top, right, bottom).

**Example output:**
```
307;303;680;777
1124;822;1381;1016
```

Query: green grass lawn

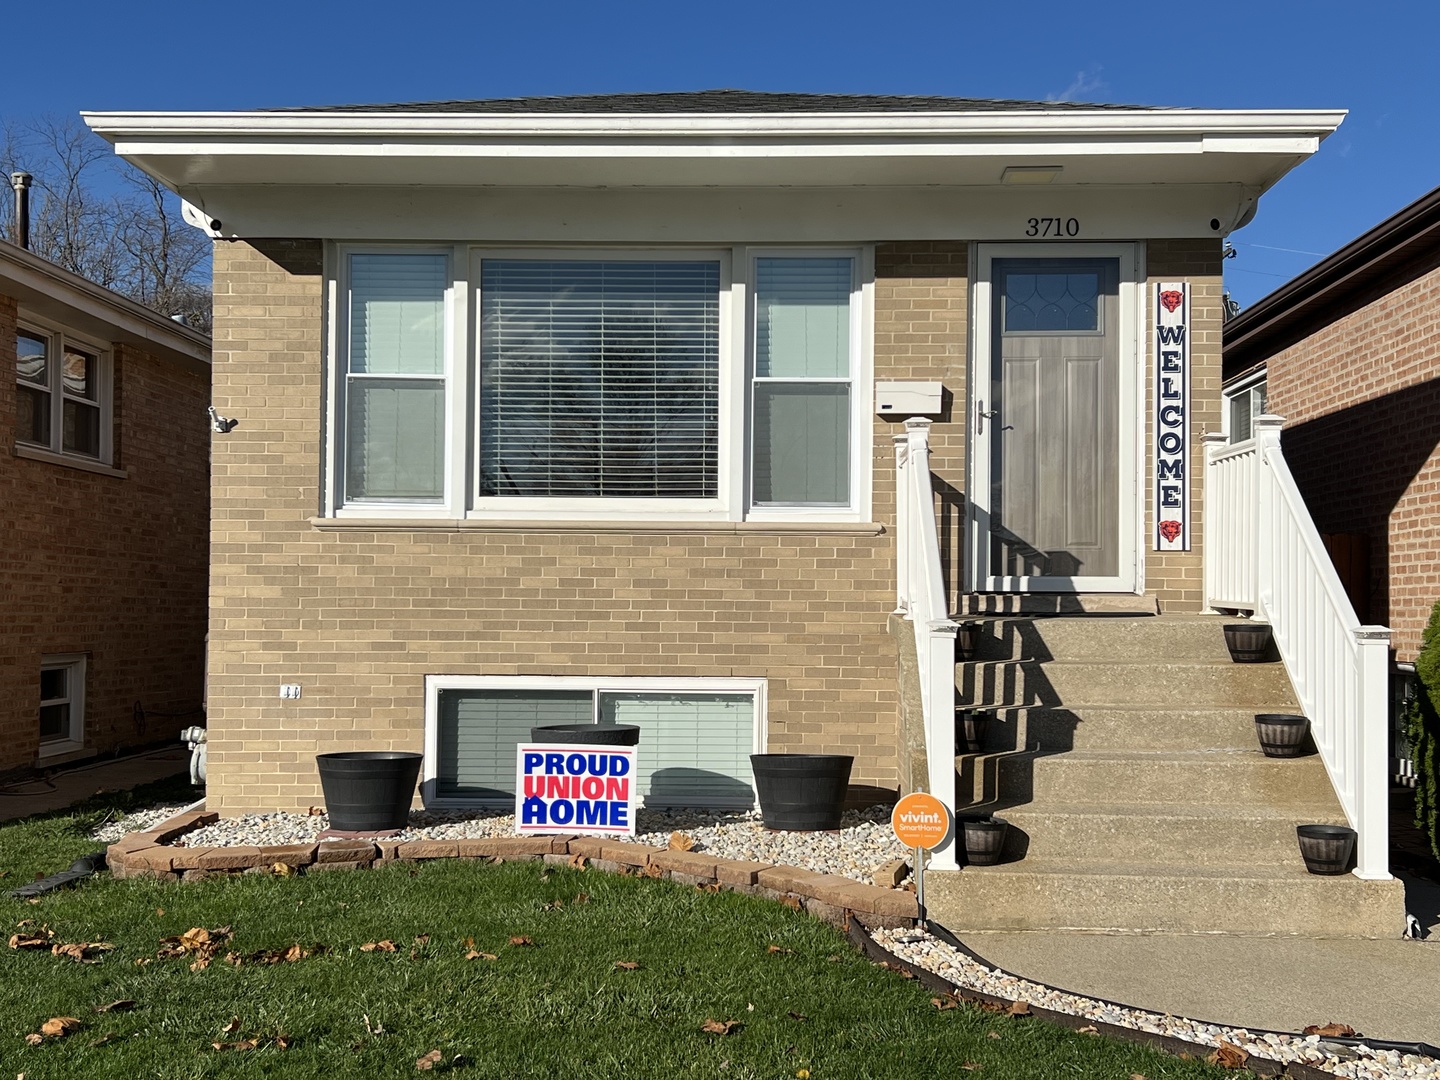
0;785;1233;1079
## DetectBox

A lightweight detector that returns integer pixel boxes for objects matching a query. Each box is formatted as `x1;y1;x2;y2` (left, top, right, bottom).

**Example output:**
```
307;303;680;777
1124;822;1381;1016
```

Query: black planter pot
749;754;854;831
530;724;641;746
955;622;984;662
1254;713;1311;757
1296;824;1357;875
1223;623;1273;663
955;708;993;754
316;752;423;833
961;816;1008;866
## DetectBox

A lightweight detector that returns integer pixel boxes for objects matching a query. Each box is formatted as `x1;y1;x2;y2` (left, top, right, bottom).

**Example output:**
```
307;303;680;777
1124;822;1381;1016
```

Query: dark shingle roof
277;89;1157;114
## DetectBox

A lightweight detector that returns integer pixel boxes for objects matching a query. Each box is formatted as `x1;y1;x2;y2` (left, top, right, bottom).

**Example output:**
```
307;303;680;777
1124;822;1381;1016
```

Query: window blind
478;260;720;498
752;257;853;506
346;254;447;500
436;689;592;800
598;692;755;808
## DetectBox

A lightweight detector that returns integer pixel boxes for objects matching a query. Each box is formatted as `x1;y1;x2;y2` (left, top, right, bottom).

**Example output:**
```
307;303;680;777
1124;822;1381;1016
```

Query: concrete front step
956;594;1159;616
993;801;1349;866
924;859;1407;937
966;705;1283;754
998;749;1339;808
962;614;1238;664
957;659;1296;709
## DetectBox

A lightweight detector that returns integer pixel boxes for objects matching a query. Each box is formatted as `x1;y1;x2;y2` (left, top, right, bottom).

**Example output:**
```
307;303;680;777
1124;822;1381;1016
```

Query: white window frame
421;674;767;809
15;317;114;466
1223;369;1268;445
323;244;873;523
38;653;86;758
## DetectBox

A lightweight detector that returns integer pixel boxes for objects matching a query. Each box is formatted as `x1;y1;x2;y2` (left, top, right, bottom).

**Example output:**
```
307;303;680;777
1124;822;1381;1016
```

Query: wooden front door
973;251;1134;592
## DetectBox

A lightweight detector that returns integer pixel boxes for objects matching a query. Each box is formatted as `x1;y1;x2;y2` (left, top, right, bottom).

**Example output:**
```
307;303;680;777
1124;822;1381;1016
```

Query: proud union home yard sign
1153;282;1190;551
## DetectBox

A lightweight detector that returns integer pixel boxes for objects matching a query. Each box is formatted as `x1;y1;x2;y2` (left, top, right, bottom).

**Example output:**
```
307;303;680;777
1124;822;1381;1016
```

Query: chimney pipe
11;172;32;250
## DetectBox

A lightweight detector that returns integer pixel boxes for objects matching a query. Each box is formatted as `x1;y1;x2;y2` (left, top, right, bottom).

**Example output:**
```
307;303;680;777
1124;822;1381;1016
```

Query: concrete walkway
959;871;1440;1047
0;748;190;823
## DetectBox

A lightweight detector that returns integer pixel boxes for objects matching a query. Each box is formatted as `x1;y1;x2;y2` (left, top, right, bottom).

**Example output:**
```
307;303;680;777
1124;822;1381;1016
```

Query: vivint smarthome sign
515;744;637;836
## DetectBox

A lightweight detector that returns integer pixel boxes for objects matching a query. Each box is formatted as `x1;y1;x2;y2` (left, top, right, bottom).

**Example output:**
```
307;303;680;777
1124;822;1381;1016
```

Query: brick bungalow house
1223;182;1440;663
2;239;211;776
83;93;1411;936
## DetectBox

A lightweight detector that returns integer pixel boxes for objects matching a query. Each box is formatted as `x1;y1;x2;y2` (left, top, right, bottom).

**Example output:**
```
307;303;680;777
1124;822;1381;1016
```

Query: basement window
423;676;764;810
38;655;86;757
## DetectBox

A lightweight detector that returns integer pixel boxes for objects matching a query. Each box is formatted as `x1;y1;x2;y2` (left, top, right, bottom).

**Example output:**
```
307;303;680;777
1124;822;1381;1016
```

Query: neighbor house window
426;677;763;809
330;246;869;520
1226;374;1268;444
39;655;86;755
15;325;111;462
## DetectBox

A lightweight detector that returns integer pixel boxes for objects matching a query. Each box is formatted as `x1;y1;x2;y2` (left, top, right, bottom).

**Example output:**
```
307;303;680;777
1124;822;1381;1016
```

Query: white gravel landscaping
90;803;197;844
169;805;910;886
871;926;1440;1080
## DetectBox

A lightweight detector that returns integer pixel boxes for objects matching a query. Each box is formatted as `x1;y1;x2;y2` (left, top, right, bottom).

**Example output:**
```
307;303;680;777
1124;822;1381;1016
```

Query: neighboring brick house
1;240;211;776
1223;183;1440;661
84;91;1343;817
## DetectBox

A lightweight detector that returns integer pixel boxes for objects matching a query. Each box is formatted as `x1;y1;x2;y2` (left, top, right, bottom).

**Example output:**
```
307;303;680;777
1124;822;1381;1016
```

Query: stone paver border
106;810;919;929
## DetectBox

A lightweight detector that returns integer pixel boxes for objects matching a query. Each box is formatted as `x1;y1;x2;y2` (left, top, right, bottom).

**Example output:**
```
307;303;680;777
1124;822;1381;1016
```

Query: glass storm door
974;253;1132;592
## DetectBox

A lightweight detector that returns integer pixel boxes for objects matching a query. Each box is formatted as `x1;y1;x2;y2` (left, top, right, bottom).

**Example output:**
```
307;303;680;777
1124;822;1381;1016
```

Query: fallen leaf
697;882;722;893
987;1032;1001;1040
8;928;53;949
52;941;115;962
1130;1074;1149;1080
788;1011;809;1022
701;1019;742;1036
490;856;505;865
901;880;918;893
361;940;397;953
542;900;564;911
275;1033;292;1050
573;893;590;905
133;957;152;967
416;1049;444;1071
1077;1023;1100;1034
413;934;430;946
961;1063;983;1072
221;1018;242;1035
508;936;534;947
746;1003;755;1013
181;928;211;950
39;1017;82;1038
930;996;957;1011
766;944;795;955
779;895;802;911
1303;1022;1357;1038
615;961;640;970
212;1040;258;1052
156;908;165;916
94;1000;136;1014
1206;1041;1250;1070
24;1033;43;1046
271;862;295;877
668;831;697;851
568;854;588;870
1006;1001;1031;1016
283;945;310;963
465;950;498;961
641;864;663;879
307;806;324;816
190;956;212;972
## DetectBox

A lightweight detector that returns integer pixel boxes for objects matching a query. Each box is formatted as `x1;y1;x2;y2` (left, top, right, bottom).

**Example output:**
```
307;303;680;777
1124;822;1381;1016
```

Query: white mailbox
874;381;944;417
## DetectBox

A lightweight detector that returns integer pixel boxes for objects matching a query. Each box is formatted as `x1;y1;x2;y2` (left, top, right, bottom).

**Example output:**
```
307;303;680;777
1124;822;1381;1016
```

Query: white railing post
893;433;910;615
1252;415;1284;618
1353;625;1393;879
1201;430;1229;612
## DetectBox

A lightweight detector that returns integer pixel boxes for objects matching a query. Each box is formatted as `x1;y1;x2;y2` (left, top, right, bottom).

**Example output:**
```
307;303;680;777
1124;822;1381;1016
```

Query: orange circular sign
891;793;950;850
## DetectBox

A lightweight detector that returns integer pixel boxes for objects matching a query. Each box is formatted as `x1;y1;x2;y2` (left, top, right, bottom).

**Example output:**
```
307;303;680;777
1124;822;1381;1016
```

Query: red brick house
2;240;211;776
1222;183;1440;662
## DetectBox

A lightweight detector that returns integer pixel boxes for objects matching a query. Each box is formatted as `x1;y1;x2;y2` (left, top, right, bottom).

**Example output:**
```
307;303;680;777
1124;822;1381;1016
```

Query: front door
971;246;1137;592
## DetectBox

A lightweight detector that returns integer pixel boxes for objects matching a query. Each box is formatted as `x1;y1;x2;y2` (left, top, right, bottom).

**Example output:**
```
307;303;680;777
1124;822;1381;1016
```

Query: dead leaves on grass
416;1049;444;1070
614;960;641;970
700;1018;743;1036
765;944;796;956
1206;1040;1250;1070
930;995;958;1011
361;940;398;953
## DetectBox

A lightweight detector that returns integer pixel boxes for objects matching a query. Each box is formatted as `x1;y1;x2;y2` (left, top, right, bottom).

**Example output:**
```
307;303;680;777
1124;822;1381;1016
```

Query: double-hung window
39;655;86;756
15;323;112;464
329;246;869;520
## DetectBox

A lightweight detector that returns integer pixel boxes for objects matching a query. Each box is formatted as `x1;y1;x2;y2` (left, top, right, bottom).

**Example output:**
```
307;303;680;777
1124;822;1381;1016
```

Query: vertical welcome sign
1154;282;1190;551
516;744;638;836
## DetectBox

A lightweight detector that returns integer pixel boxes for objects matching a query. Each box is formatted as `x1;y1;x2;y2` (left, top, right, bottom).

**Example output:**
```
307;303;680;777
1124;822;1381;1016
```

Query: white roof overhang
82;107;1345;240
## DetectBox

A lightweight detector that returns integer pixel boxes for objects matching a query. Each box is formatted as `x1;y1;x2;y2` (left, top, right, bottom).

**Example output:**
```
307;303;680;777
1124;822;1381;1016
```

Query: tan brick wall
1145;239;1225;610
0;293;211;775
1263;262;1440;659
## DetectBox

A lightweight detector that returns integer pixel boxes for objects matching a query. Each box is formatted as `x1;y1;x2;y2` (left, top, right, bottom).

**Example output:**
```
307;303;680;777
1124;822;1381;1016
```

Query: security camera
207;406;239;433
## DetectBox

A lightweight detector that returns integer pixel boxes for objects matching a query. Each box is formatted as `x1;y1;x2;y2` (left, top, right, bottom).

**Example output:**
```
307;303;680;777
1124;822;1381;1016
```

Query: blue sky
10;0;1437;308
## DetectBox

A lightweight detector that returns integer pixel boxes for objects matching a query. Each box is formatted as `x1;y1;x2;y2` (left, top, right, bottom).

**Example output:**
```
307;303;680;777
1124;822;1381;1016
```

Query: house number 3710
1024;217;1080;237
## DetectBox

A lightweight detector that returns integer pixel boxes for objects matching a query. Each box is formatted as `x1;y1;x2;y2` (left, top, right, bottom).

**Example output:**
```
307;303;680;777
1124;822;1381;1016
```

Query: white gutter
82;109;1346;144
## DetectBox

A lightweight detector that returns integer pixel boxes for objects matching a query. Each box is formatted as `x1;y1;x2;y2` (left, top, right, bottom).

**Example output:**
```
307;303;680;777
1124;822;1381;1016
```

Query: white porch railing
1204;416;1392;879
894;418;960;869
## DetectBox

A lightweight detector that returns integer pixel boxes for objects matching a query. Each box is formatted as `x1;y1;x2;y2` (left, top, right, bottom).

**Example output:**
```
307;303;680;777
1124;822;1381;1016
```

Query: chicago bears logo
1159;290;1184;313
1158;520;1183;543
